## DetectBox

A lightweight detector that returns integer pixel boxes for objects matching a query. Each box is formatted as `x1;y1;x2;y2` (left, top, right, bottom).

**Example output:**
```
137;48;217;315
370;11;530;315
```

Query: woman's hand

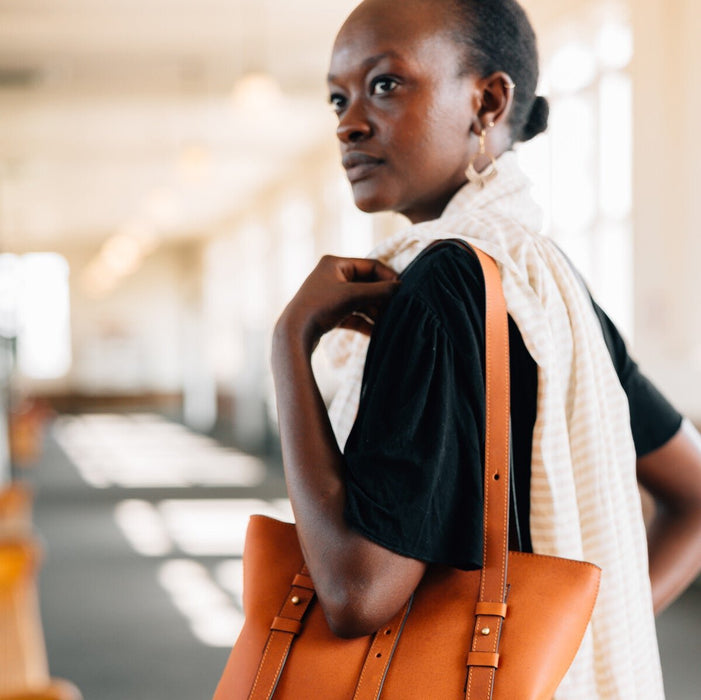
276;256;400;353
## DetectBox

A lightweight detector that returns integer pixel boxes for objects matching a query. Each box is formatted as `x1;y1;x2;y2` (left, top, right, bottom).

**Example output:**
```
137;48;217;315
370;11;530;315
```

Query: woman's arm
271;255;426;638
637;418;701;614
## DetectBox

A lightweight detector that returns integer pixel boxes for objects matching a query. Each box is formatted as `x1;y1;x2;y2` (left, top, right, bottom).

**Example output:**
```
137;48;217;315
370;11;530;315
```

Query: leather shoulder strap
431;240;511;700
466;245;511;700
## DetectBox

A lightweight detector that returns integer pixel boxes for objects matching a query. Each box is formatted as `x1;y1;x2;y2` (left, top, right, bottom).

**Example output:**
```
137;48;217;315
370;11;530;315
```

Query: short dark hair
447;0;549;143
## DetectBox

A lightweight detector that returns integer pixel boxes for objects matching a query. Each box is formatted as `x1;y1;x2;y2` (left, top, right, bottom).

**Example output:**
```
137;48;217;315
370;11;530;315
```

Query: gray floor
22;415;701;699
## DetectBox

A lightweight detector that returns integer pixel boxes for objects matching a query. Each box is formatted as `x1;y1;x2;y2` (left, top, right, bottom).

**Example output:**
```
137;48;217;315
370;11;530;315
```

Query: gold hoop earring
465;124;498;188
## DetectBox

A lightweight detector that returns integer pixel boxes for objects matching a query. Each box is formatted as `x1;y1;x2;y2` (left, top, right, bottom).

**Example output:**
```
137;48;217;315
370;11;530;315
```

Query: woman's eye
371;77;398;96
328;94;346;112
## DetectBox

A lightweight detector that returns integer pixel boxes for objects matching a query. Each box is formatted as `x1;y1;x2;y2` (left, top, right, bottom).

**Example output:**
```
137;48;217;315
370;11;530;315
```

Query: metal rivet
481;627;491;636
291;596;300;605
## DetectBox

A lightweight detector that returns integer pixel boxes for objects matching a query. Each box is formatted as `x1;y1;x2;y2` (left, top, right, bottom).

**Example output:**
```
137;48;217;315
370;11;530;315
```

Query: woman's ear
474;71;515;129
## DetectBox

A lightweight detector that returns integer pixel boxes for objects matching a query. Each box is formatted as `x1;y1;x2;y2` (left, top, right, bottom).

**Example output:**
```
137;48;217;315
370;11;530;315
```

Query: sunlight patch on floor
52;413;266;488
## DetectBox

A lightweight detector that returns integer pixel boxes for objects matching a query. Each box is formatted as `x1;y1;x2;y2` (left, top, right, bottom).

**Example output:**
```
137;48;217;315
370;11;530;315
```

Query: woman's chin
350;186;395;215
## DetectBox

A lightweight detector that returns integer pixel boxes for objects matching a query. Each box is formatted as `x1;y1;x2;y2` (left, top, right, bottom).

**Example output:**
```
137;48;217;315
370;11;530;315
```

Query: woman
271;0;701;697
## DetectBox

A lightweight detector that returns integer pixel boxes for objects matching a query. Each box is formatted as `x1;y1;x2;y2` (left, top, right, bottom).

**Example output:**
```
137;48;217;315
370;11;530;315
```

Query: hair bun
521;95;550;142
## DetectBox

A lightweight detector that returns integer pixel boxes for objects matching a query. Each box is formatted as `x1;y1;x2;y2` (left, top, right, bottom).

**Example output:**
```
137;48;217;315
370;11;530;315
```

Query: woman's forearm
271;311;424;637
647;506;701;614
637;419;701;615
271;316;349;569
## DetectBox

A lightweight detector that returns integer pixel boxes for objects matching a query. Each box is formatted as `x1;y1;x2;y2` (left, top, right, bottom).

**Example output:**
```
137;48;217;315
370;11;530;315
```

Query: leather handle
352;599;413;700
247;564;316;700
471;245;510;601
461;244;511;700
429;241;511;700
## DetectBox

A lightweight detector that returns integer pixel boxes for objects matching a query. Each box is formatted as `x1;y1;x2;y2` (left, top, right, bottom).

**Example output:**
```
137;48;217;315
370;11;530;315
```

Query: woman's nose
336;101;372;143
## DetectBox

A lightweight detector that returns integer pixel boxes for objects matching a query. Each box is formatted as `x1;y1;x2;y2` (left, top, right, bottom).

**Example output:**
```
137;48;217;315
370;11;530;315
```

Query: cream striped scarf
324;151;665;699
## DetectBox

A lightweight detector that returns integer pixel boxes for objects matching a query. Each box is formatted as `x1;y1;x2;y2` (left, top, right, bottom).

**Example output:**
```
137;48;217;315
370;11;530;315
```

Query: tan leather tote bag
213;243;601;700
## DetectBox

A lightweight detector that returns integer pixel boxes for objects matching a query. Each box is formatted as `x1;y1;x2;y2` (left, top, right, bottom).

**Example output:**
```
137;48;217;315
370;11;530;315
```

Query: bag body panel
213;516;601;700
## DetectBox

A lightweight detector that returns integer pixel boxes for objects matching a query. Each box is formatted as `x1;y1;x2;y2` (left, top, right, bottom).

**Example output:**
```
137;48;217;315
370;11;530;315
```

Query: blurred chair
0;483;33;538
0;538;82;700
9;401;52;469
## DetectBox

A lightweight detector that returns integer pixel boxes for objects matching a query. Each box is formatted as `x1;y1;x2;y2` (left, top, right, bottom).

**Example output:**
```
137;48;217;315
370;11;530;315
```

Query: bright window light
0;255;20;337
548;43;597;94
599;73;632;220
518;16;634;340
278;197;315;303
597;21;633;70
550;96;596;234
0;252;72;379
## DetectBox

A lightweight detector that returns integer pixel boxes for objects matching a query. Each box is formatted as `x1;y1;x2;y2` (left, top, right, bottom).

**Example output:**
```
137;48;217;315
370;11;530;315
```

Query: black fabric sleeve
343;248;487;571
341;243;683;572
590;300;682;456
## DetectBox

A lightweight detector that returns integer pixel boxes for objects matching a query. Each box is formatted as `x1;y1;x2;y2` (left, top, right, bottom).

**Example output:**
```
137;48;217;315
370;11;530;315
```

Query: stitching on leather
374;599;412;698
249;561;312;700
267;634;293;699
354;630;389;699
353;634;379;699
510;552;602;570
499;315;509;596
469;249;506;700
352;601;410;700
248;634;274;699
480;253;491;604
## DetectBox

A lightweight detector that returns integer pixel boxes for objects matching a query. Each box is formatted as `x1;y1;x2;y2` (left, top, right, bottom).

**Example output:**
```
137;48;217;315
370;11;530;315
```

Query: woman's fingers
336;257;399;283
347;279;401;303
278;256;401;351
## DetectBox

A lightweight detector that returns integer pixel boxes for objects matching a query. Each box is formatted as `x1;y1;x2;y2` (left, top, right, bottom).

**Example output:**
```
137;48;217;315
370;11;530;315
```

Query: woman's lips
342;152;384;182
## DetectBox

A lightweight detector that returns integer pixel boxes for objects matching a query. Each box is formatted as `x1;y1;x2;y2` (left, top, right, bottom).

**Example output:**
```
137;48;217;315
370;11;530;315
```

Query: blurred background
0;0;699;698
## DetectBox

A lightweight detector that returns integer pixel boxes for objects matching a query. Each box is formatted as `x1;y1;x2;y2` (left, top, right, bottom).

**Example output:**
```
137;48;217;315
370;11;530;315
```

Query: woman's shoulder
374;242;486;349
396;241;485;311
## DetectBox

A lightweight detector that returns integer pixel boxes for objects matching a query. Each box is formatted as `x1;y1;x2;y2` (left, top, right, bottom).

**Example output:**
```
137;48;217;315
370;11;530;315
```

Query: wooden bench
0;484;33;539
0;538;82;700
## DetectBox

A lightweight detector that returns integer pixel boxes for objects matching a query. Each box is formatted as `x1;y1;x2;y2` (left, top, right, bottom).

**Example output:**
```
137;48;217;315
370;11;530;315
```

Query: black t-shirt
342;243;682;571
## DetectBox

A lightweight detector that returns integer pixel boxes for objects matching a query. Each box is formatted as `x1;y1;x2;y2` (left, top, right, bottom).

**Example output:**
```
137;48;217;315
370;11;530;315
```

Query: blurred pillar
0;337;13;483
180;245;217;434
182;309;217;434
631;0;701;421
0;406;9;483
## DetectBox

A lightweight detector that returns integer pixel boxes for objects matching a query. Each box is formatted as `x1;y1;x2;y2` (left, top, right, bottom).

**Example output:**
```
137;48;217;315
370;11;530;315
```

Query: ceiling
0;0;593;253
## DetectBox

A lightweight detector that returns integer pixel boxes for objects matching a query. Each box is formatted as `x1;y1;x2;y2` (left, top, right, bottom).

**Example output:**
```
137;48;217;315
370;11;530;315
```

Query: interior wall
631;0;701;422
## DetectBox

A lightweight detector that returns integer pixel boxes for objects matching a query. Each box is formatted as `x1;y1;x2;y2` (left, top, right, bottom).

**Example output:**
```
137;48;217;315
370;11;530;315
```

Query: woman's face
328;0;478;224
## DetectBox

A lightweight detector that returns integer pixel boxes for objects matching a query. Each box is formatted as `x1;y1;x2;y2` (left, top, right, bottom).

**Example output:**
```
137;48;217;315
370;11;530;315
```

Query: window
520;11;634;338
0;252;72;379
